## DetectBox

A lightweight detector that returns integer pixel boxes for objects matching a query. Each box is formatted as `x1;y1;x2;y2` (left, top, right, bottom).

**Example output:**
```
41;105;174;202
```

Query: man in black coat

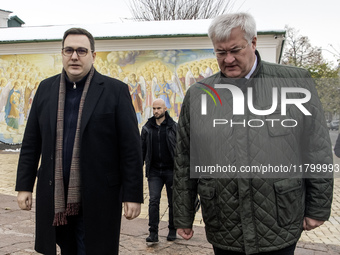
141;98;177;244
334;133;340;158
15;27;143;255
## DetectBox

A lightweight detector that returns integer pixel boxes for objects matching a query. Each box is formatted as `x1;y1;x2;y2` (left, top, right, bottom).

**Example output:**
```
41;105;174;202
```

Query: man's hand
123;202;141;220
177;228;194;240
17;191;32;211
303;217;325;231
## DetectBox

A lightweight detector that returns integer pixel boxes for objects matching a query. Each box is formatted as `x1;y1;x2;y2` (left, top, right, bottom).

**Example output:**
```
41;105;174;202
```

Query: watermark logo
197;82;222;115
197;83;312;128
200;84;311;116
190;79;331;179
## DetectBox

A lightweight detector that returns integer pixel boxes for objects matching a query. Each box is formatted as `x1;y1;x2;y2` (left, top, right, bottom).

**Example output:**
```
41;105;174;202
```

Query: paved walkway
0;151;340;254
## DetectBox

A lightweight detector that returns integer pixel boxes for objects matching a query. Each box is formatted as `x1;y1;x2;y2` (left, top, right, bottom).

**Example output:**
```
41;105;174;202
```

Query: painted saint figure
5;80;21;133
154;72;172;110
128;73;144;124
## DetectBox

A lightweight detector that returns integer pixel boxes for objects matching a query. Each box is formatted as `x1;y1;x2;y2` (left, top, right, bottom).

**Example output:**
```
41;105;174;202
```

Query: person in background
334;132;340;157
141;98;177;245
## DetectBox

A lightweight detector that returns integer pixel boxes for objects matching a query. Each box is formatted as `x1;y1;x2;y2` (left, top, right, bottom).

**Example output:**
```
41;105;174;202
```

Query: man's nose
224;53;235;63
71;50;79;60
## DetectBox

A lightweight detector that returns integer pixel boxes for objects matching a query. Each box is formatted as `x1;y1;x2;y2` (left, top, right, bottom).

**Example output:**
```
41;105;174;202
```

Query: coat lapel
80;71;104;137
49;75;61;142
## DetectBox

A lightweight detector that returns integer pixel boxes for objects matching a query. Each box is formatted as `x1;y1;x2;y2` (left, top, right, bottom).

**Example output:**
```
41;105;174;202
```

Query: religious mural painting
0;49;218;144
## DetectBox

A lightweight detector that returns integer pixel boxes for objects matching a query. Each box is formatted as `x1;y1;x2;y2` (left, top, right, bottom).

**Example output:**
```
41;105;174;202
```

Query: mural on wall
0;49;218;144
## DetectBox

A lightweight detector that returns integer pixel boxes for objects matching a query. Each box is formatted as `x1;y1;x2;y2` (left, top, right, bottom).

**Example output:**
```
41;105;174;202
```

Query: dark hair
62;27;95;51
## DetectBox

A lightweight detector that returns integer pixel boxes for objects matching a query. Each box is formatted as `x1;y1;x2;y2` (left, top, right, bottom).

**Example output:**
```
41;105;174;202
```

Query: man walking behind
141;98;177;244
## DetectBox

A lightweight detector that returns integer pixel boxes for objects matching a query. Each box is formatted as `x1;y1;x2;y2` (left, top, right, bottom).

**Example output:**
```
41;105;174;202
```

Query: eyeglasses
62;47;92;57
214;44;248;59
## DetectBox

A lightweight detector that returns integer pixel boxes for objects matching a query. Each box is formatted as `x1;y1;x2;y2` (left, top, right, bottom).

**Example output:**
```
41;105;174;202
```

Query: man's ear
92;52;97;63
251;36;257;50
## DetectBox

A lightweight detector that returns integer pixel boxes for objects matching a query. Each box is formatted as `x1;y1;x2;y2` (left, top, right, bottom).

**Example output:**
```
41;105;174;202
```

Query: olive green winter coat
172;53;333;254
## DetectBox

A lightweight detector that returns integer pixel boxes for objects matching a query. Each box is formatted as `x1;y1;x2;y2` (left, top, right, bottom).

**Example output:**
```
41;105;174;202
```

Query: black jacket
141;111;177;177
334;133;340;157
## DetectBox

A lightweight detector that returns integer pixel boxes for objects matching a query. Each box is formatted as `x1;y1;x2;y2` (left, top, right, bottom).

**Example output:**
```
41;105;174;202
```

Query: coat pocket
265;112;291;137
197;181;220;230
93;112;115;121
106;173;121;187
274;178;303;227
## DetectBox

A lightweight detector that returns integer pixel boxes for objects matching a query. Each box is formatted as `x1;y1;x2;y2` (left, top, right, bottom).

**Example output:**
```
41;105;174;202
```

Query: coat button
49;180;52;186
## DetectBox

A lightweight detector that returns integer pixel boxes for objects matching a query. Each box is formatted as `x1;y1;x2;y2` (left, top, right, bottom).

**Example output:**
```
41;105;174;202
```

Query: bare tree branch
128;0;235;21
282;26;340;118
282;26;323;68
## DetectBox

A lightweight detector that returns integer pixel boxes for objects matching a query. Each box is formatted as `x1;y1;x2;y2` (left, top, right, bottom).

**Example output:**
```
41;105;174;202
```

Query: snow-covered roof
0;19;285;43
8;15;25;25
0;9;12;14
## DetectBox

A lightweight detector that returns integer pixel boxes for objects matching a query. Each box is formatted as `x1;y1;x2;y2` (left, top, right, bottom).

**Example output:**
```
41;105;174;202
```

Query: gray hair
208;13;257;44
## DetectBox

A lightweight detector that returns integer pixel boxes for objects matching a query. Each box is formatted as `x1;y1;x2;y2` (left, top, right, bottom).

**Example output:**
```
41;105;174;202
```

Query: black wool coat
16;70;143;255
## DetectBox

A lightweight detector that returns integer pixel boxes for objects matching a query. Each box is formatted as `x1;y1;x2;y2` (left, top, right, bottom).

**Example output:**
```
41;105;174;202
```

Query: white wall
0;10;11;28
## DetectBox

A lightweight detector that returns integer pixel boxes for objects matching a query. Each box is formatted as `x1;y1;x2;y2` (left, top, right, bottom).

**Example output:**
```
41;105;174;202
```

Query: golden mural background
0;49;218;144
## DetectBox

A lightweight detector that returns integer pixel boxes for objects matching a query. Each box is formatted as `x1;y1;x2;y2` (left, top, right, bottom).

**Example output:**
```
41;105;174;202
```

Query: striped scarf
53;66;94;226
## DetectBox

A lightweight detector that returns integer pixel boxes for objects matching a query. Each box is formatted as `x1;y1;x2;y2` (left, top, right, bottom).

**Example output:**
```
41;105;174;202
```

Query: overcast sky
1;0;339;65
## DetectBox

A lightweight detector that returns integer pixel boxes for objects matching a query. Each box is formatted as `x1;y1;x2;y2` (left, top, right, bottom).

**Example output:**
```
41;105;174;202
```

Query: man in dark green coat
173;13;333;255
